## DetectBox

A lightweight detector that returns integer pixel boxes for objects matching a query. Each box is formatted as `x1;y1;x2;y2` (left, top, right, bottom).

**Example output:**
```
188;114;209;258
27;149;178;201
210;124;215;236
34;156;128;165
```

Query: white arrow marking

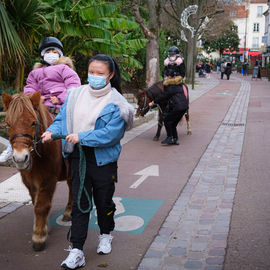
129;165;159;189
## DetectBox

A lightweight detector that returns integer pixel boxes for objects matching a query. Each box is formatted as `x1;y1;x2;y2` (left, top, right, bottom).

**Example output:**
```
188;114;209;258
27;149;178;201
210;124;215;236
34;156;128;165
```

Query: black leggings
164;110;186;139
69;146;117;250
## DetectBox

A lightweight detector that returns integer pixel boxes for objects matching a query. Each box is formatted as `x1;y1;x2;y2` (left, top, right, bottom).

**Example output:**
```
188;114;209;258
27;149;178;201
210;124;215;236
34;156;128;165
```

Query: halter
10;118;42;157
138;93;148;116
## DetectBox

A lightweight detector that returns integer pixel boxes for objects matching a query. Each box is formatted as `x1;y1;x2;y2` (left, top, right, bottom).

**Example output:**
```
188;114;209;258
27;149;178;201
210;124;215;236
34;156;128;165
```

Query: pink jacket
24;57;81;107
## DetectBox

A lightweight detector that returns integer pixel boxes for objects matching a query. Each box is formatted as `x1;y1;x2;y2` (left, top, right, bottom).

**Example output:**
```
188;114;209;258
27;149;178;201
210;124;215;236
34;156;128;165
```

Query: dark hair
88;54;122;94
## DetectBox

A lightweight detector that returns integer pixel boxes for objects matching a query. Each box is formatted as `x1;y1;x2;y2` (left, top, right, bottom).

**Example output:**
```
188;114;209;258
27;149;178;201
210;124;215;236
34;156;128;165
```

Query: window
230;10;237;17
257;6;263;17
253;23;259;32
252;37;259;48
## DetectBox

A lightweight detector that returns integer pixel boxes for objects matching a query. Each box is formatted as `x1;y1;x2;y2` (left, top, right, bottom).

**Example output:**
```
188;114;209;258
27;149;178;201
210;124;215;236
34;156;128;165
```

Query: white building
262;0;270;64
247;0;268;51
226;0;268;62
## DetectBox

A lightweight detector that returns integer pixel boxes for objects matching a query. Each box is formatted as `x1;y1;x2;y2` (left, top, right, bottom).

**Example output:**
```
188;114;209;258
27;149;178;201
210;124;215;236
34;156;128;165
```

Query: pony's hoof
153;136;159;141
62;214;71;222
33;241;46;251
187;131;192;135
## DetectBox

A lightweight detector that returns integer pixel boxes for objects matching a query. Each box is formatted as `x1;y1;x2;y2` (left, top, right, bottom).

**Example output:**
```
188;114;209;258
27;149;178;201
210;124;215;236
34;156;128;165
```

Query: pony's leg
62;158;72;222
32;182;56;251
21;174;37;204
185;110;192;135
153;111;163;141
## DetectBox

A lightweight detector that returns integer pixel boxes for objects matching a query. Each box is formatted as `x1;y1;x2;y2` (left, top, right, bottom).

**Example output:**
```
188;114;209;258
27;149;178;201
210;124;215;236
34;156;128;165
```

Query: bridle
137;93;149;116
10;118;42;158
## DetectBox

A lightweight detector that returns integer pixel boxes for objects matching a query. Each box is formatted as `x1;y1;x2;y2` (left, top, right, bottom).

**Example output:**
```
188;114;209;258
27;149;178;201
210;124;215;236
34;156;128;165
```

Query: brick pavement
137;77;251;270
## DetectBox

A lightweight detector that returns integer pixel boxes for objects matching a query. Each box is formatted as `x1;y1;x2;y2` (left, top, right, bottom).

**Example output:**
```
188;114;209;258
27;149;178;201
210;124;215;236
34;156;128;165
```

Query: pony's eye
31;121;36;127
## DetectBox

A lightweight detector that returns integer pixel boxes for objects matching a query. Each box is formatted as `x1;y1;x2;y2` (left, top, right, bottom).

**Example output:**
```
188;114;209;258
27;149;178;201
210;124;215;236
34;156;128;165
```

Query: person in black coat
149;47;188;145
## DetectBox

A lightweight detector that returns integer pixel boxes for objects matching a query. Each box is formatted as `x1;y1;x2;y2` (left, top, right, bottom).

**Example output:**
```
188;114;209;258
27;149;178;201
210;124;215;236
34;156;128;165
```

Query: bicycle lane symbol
50;196;163;234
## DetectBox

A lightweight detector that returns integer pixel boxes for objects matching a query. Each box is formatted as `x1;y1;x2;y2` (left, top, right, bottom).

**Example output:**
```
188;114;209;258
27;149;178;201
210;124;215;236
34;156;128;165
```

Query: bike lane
0;74;243;270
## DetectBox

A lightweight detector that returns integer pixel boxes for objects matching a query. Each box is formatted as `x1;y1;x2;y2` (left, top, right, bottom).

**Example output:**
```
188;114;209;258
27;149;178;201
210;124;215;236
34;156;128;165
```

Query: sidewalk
137;74;270;270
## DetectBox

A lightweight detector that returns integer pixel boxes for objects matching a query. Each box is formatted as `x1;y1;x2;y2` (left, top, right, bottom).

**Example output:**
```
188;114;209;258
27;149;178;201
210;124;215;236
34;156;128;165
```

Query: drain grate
222;123;245;127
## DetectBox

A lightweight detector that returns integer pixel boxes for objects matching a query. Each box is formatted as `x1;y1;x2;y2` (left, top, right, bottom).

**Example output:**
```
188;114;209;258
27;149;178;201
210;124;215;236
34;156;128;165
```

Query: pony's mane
5;93;48;129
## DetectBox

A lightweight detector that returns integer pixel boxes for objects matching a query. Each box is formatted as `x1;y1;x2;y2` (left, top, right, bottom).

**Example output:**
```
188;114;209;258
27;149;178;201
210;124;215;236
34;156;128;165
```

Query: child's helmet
38;37;64;57
168;46;180;56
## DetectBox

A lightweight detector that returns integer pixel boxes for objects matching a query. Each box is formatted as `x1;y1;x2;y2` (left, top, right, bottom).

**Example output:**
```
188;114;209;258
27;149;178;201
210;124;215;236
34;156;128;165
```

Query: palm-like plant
0;1;25;81
2;0;48;90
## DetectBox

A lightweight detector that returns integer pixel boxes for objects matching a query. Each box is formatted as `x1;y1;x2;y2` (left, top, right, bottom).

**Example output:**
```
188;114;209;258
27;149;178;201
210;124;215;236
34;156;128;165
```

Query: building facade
262;0;270;65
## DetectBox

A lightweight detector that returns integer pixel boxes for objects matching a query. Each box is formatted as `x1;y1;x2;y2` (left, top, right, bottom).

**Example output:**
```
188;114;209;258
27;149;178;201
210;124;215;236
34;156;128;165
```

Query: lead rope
51;134;92;214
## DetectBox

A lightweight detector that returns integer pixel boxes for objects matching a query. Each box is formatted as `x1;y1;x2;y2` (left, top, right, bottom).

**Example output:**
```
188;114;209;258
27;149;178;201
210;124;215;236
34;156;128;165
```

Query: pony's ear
30;91;41;109
2;92;13;111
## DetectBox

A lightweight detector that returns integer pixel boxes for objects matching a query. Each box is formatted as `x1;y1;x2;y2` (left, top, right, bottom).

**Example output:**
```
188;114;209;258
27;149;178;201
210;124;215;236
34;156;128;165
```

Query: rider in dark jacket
149;46;188;145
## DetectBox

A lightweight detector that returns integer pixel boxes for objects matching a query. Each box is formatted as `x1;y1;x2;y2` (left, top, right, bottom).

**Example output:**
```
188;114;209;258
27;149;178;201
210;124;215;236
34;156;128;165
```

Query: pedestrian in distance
205;61;211;78
220;61;226;79
216;60;221;73
251;60;262;80
242;60;248;76
149;46;188;146
225;62;232;80
0;36;81;163
41;54;134;270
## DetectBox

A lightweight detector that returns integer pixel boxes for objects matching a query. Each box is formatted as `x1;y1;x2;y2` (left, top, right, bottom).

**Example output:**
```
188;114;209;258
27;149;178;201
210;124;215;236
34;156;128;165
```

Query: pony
2;91;72;251
135;81;192;140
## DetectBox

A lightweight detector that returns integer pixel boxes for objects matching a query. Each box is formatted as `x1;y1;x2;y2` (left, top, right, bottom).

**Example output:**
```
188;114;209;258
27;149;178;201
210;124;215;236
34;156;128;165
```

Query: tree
202;22;240;57
163;0;220;88
131;0;166;87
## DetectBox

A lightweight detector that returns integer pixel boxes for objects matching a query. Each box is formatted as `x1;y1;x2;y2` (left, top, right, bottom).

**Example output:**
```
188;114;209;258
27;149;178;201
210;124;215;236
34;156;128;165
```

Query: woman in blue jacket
42;54;134;270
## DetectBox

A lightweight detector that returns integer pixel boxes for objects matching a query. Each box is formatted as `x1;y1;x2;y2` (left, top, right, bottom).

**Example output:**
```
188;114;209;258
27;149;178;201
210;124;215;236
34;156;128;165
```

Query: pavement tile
205;256;224;265
184;261;203;269
168;247;186;256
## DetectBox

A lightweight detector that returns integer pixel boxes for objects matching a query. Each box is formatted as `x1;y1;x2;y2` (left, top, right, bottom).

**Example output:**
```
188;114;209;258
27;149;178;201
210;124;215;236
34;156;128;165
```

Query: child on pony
0;37;81;163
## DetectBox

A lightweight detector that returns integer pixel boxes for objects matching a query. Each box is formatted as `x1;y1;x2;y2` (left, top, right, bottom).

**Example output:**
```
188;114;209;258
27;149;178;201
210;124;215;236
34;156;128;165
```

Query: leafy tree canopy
202;22;240;55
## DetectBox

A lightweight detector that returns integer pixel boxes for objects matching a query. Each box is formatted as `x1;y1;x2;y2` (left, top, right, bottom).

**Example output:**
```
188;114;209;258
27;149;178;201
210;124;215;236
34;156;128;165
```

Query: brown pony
2;91;72;251
135;81;192;140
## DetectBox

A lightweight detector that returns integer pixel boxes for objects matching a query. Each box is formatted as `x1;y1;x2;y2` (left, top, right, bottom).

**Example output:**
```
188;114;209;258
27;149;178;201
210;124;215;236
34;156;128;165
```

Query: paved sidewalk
137;76;250;270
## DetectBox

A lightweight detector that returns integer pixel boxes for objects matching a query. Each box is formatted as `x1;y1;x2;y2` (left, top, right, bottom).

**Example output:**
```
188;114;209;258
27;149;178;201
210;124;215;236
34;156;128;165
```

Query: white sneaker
61;246;85;269
0;147;13;163
97;234;113;254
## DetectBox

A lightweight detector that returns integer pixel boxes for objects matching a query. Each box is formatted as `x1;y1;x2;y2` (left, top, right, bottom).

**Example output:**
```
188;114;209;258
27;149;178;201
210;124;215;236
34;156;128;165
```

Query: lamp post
244;7;248;62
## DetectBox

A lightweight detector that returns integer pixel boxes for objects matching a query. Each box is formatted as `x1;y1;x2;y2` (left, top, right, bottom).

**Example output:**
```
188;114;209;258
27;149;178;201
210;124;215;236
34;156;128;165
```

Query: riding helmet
168;46;180;56
38;37;64;57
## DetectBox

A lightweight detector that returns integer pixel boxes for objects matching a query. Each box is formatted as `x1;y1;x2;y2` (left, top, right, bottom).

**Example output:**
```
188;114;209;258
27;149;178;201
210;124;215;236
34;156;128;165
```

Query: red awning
248;51;261;56
222;48;248;55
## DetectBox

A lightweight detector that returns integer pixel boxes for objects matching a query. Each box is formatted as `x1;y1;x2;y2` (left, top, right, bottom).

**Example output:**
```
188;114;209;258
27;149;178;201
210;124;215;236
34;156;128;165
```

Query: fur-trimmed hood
163;75;183;86
33;56;75;70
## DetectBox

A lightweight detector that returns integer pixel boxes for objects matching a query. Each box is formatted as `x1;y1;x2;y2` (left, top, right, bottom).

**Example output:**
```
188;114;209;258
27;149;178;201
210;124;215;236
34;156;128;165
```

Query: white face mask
169;56;176;61
44;52;59;65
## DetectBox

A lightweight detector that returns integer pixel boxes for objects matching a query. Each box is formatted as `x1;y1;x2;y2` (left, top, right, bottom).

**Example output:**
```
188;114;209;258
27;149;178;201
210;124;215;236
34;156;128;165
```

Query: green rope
51;134;92;213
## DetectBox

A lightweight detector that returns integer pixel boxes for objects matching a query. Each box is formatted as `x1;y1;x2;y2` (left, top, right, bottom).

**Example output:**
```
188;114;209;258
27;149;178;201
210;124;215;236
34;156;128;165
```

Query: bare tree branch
131;0;155;39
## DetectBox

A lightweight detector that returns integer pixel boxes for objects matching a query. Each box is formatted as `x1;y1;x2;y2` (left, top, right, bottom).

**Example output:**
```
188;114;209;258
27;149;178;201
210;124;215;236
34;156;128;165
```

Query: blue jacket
47;85;134;166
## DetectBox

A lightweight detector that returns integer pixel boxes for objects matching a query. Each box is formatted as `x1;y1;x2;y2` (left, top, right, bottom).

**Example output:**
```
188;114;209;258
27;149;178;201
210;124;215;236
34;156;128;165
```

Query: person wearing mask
149;46;188;145
41;54;134;270
0;37;81;163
